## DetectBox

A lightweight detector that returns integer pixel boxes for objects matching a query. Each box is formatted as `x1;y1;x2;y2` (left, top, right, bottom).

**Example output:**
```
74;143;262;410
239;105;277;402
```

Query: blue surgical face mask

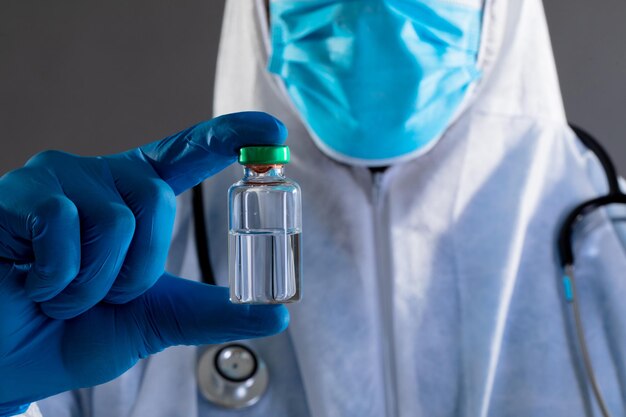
268;0;483;166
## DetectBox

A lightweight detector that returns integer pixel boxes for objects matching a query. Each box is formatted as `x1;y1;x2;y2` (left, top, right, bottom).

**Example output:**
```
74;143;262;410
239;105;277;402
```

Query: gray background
0;0;624;175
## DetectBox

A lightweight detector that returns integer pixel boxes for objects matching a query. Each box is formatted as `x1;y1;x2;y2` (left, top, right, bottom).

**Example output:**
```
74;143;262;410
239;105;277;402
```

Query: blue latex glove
0;112;290;416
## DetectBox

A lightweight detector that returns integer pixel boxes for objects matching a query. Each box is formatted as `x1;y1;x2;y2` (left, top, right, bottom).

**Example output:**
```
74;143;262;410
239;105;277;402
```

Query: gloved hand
0;112;289;416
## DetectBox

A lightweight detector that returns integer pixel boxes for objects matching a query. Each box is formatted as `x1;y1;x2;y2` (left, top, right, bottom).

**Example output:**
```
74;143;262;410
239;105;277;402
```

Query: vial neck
243;165;285;179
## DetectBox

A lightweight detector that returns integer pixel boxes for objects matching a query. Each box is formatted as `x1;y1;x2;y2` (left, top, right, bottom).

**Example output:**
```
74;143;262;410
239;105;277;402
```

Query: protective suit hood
214;0;567;141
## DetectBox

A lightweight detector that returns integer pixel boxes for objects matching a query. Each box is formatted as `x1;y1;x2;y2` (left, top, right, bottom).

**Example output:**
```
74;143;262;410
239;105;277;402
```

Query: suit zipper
372;171;398;417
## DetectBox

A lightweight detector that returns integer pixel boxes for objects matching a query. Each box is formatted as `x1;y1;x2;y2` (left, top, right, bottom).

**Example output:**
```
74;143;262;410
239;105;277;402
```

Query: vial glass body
228;165;302;304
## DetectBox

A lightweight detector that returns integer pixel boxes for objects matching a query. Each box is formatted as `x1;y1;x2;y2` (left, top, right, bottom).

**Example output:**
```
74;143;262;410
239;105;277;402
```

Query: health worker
2;0;626;416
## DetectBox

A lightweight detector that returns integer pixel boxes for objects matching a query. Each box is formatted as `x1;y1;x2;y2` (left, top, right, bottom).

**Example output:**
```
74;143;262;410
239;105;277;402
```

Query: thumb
132;273;289;355
118;111;288;195
59;273;288;391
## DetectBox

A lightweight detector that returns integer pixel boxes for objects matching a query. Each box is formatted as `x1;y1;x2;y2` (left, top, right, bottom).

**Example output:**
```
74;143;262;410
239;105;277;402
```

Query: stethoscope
192;124;624;414
557;125;626;417
196;343;269;408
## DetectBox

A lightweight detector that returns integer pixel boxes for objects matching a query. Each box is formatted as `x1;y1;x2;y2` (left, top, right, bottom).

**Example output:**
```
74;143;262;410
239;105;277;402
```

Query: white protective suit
39;0;626;416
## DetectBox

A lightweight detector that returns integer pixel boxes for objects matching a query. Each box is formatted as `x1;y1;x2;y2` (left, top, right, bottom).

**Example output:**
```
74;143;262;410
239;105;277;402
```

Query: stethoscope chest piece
198;344;269;409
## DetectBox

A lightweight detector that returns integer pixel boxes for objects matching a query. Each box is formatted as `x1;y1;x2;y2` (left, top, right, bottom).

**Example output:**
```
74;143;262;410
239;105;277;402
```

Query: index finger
118;111;288;195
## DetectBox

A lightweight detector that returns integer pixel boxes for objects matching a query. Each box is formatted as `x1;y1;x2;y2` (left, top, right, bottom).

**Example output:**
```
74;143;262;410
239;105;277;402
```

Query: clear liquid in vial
229;229;301;304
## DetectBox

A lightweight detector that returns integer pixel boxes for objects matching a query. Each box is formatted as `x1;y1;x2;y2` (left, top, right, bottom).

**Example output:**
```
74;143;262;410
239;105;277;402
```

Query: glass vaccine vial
228;145;302;304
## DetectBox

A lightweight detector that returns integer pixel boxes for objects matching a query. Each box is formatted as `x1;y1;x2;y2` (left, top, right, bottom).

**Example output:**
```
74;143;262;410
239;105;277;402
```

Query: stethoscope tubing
557;124;625;417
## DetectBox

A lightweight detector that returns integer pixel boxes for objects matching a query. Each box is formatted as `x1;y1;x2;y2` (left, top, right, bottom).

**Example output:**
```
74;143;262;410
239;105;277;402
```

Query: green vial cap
238;145;290;165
